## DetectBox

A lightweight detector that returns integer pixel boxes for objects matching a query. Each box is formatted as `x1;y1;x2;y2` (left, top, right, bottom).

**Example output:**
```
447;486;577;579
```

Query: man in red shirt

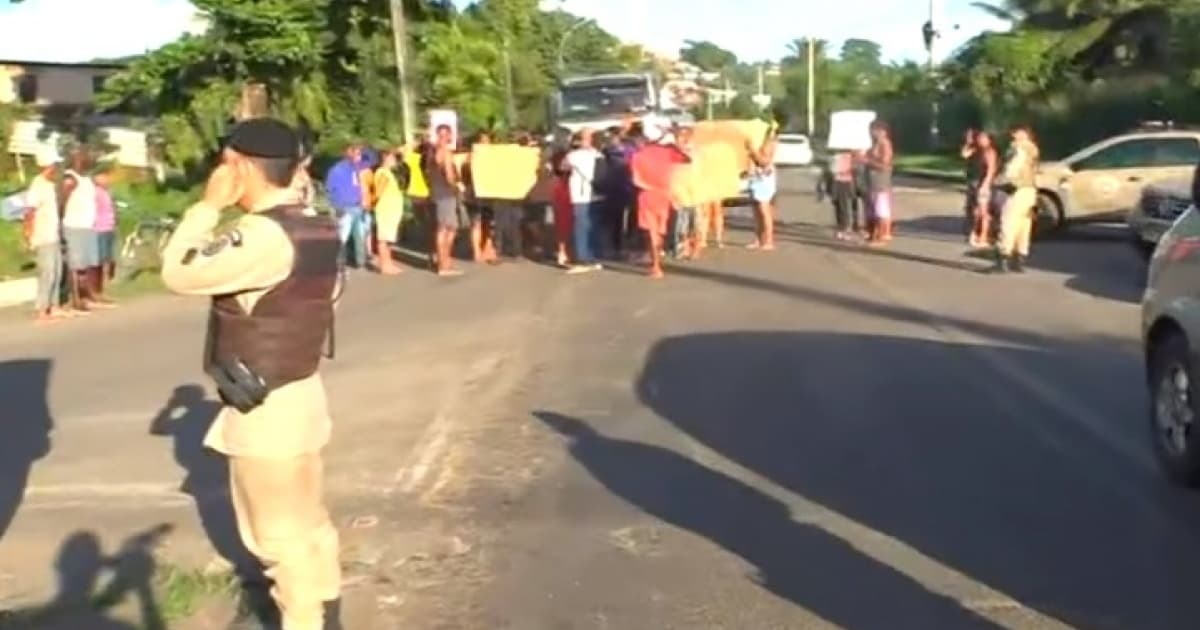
630;133;688;279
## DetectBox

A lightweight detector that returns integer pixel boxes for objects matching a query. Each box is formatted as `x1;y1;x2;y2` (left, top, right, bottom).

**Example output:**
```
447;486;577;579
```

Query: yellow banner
467;144;543;200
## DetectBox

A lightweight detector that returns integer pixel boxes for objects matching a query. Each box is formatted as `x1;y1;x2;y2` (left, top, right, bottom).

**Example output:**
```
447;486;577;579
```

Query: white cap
35;146;59;167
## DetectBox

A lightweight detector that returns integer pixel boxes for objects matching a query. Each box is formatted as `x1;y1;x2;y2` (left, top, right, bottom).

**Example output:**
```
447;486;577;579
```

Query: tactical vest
207;205;340;391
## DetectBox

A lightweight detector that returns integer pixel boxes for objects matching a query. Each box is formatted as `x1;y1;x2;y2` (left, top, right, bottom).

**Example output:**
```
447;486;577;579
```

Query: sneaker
1010;255;1026;273
565;265;594;275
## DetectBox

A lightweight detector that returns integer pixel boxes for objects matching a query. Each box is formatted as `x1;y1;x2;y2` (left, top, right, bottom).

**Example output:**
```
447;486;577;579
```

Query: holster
205;356;269;414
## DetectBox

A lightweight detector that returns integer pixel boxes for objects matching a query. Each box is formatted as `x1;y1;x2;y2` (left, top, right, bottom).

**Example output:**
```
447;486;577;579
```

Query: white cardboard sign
427;109;459;147
828;110;876;151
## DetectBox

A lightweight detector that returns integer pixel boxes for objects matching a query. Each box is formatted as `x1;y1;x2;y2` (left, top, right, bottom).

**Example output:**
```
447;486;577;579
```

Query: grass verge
894;153;963;178
0;564;236;629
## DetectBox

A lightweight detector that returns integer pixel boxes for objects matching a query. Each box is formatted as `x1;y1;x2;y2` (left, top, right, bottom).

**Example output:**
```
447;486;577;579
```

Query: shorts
96;230;116;263
434;197;459;229
750;173;778;202
64;227;99;269
965;183;991;215
637;191;671;237
873;191;893;220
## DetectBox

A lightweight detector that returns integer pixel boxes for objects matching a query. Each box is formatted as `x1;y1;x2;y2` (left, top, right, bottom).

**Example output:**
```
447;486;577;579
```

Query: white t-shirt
566;147;602;204
62;169;98;230
26;174;60;248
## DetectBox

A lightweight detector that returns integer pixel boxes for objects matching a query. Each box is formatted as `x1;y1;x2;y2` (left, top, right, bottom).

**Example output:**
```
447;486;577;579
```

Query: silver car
1128;179;1192;255
1143;205;1200;485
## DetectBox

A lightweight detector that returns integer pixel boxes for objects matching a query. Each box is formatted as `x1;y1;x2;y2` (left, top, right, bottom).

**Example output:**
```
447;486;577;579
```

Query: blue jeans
572;202;597;264
670;207;695;257
337;206;367;267
35;244;62;312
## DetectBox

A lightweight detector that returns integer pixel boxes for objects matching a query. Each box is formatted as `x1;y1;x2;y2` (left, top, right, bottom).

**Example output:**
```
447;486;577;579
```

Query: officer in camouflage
161;118;342;630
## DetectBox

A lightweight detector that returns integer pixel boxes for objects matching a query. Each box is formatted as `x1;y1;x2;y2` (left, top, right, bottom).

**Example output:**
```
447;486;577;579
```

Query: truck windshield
559;81;648;121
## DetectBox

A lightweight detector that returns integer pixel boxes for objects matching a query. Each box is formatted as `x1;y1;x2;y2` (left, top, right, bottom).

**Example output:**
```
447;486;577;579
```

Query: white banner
827;110;876;151
427;109;459;147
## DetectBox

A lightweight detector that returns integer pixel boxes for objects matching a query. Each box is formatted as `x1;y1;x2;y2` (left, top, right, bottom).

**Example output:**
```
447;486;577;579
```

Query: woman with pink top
92;170;118;303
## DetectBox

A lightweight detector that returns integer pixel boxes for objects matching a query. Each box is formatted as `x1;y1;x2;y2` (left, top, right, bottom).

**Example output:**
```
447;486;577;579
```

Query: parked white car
774;134;814;167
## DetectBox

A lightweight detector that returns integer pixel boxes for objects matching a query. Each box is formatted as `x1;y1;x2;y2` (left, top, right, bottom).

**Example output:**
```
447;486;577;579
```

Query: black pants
492;204;524;257
604;195;632;255
833;181;857;231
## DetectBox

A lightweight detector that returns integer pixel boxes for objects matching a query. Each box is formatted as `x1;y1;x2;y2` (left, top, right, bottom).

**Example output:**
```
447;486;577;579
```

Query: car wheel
1149;332;1200;487
1033;191;1065;238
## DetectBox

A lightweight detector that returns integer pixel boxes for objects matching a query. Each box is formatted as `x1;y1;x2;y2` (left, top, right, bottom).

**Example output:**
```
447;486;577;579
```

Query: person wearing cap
160;118;343;630
23;148;67;324
324;143;368;268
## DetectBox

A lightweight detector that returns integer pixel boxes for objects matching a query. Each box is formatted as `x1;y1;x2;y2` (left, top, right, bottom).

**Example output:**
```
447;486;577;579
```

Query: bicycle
116;207;179;281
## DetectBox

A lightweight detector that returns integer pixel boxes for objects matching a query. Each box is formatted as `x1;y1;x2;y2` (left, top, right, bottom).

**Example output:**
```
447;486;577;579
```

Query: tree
97;0;337;171
680;40;738;72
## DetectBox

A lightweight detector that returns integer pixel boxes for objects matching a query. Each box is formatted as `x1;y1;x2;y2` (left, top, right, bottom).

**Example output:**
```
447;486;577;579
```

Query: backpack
590;154;611;195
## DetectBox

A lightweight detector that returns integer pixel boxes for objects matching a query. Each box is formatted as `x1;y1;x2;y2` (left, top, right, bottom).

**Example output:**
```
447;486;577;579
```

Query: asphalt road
2;169;1196;629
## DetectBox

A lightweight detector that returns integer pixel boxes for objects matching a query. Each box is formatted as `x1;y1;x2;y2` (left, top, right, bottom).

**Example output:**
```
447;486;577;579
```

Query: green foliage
92;0;640;170
681;40;738;72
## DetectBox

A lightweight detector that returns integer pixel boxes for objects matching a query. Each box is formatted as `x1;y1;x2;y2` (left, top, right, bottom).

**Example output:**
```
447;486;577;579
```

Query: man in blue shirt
325;144;366;267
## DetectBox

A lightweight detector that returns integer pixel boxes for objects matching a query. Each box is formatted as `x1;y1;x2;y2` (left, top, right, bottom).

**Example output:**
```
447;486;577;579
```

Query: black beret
226;118;300;159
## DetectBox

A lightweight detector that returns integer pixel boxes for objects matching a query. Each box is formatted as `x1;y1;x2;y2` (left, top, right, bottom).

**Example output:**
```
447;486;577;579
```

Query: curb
0;277;35;308
895;168;963;184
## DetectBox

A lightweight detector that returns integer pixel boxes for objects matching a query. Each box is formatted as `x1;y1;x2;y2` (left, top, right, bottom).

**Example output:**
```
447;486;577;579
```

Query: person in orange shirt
631;130;689;279
357;150;378;266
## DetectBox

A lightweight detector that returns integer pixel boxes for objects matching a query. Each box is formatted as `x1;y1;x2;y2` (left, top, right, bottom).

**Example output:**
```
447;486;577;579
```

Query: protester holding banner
427;124;463;276
631;135;689;279
463;132;497;263
746;124;780;251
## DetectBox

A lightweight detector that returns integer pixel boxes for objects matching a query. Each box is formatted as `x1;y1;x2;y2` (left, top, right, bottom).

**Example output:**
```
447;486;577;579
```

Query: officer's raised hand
161;119;303;296
203;163;244;211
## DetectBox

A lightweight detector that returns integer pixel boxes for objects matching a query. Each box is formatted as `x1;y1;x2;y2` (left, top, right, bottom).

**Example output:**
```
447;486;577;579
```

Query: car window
1073;139;1159;171
1148;138;1200;167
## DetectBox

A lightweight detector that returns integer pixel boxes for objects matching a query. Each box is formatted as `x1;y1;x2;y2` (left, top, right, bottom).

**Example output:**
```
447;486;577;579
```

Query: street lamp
557;16;594;75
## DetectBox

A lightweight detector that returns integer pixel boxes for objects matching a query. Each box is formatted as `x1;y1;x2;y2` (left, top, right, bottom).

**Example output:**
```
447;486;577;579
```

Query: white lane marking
392;354;505;496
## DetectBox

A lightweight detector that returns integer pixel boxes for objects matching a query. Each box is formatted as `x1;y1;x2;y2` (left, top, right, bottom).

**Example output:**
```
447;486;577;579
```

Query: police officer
161;118;342;630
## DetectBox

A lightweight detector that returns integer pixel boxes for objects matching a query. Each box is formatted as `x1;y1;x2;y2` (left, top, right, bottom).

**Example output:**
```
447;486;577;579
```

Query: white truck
549;72;661;135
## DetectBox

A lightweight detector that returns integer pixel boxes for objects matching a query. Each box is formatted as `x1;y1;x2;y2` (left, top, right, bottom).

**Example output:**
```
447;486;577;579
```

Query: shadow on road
961;236;1147;304
631;331;1200;630
149;385;261;582
0;524;172;630
0;359;53;544
771;223;986;273
535;410;1004;630
772;216;1146;304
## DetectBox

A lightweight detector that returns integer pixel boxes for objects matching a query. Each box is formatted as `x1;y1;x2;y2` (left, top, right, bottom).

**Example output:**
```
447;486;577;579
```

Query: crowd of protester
320;114;790;281
23;148;120;325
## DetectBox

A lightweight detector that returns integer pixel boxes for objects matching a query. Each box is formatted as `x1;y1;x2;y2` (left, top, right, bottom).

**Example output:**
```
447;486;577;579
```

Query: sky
0;0;1009;65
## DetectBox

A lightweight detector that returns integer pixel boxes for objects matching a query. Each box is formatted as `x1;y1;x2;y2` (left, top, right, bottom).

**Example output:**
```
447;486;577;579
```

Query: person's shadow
148;385;262;583
534;411;1002;630
0;525;171;630
0;359;54;544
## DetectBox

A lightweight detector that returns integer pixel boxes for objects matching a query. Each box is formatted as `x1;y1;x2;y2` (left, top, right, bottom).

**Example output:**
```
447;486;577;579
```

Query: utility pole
806;37;816;136
924;0;940;148
557;17;593;76
389;0;415;141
